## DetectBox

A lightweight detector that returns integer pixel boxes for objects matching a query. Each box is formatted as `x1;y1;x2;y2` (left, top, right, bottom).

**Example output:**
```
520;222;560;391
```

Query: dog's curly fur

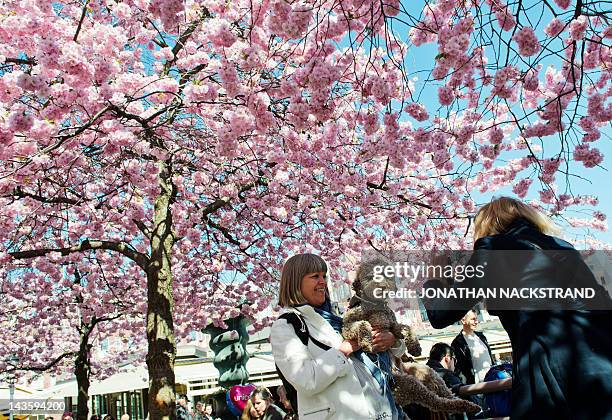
400;324;422;358
342;257;421;354
393;363;481;413
343;256;481;415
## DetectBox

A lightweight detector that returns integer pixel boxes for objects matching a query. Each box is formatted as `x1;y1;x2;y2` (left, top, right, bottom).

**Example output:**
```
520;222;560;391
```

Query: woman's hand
338;339;360;357
371;328;397;353
430;252;453;287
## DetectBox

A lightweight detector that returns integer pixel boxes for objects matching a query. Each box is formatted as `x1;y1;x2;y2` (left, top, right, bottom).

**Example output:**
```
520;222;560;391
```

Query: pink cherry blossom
523;66;541;91
570;16;589;41
545;18;565;37
7;109;34;132
574;143;604;167
513;27;542;57
540;158;561;183
488;127;505;144
554;0;571;10
438;85;455;105
405;103;430;121
512;178;532;198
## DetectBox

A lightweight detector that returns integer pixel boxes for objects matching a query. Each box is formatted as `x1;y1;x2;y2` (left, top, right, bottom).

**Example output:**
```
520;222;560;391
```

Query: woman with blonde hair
424;196;612;419
241;399;259;420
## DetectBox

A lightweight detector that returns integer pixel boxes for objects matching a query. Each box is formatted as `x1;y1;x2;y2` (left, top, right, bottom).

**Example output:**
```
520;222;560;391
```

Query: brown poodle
343;256;481;415
342;256;421;354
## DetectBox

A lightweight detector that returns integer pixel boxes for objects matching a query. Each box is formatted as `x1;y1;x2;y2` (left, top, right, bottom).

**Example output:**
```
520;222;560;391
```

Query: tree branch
73;0;91;43
3;57;37;66
574;0;583;19
92;313;123;326
8;187;79;206
10;239;149;270
4;352;75;374
133;219;152;238
164;7;212;73
207;219;242;247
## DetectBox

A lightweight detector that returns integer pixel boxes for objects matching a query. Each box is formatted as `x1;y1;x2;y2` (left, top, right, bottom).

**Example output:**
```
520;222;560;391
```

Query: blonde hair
278;253;327;307
473;196;557;241
241;399;256;420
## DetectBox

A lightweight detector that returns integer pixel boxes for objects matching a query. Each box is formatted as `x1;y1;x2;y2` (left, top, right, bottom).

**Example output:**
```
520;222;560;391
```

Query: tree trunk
74;325;92;420
146;158;177;420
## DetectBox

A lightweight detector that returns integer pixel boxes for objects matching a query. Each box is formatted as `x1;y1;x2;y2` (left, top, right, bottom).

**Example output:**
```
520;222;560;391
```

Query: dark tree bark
74;325;92;420
145;158;177;420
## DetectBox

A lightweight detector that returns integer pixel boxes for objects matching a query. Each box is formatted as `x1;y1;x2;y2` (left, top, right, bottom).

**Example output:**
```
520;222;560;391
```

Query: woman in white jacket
270;254;406;420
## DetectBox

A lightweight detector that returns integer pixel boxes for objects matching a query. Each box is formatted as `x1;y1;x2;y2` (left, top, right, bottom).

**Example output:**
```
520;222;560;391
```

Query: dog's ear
348;295;361;308
353;259;374;294
351;267;361;292
352;276;362;294
354;256;393;293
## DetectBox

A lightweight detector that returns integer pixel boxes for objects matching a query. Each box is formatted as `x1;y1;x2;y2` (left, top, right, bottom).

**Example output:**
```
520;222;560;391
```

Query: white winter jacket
270;305;406;420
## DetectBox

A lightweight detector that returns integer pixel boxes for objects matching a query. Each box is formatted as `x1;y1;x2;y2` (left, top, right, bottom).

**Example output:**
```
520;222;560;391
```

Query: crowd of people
173;387;289;420
239;387;286;420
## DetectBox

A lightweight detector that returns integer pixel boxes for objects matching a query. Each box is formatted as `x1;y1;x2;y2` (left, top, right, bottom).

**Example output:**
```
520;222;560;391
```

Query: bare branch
3;57;37;66
74;0;91;43
133;219;152;238
7;187;79;206
3;352;75;374
10;239;149;270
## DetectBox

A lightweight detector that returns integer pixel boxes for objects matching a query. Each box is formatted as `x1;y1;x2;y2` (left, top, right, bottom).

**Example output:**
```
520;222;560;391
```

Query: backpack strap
278;312;331;350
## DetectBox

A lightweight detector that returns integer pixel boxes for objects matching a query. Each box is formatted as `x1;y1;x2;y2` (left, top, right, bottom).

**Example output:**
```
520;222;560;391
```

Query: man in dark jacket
451;309;494;385
427;343;483;420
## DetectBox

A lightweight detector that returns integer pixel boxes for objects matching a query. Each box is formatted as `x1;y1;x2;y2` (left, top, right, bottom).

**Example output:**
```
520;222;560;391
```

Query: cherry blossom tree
0;0;609;418
0;258;146;420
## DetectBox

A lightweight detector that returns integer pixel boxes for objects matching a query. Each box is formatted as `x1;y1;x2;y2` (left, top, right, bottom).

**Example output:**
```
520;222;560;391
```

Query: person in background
250;387;285;420
241;399;259;420
203;401;219;420
276;386;297;420
451;309;494;385
192;401;204;420
176;394;193;420
427;343;484;420
120;414;130;420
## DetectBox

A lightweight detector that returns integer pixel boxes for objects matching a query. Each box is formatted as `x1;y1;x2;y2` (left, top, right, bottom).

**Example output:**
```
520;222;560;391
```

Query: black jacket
425;359;481;420
451;331;494;385
426;359;466;395
262;404;285;420
424;218;612;420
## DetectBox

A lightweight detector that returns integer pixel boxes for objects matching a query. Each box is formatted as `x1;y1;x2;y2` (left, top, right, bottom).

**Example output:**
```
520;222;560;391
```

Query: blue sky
390;0;612;245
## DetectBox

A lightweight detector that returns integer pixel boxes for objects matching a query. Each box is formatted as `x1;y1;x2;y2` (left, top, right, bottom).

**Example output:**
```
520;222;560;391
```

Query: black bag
274;312;331;413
